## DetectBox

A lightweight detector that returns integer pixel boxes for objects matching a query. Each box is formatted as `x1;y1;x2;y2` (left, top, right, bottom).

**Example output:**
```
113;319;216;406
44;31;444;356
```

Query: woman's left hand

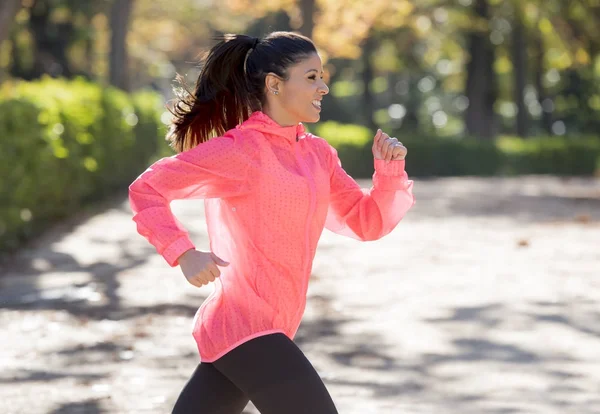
372;129;407;162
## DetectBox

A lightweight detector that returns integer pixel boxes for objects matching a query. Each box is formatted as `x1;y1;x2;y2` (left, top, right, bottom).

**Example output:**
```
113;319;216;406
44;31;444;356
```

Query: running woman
129;31;415;414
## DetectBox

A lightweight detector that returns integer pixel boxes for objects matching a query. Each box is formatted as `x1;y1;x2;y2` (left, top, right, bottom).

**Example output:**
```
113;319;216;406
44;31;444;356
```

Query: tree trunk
361;34;377;130
9;30;29;79
464;0;497;140
533;30;552;134
109;0;134;91
405;74;420;131
0;0;21;49
28;0;75;78
298;0;315;39
511;11;529;137
85;16;95;79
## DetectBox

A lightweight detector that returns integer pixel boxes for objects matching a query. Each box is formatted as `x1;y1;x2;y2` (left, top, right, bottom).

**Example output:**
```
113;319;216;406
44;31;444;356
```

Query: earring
273;90;279;95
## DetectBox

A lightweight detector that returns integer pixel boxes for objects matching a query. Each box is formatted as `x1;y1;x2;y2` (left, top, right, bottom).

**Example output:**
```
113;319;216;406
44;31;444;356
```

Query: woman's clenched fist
372;129;407;162
178;249;230;287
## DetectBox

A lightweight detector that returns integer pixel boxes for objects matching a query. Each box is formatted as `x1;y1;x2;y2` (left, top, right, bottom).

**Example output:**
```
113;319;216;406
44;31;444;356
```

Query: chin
303;113;320;123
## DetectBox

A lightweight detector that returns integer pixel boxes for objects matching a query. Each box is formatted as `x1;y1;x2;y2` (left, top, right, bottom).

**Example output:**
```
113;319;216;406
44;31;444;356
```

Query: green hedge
3;93;598;253
312;121;600;178
497;136;600;176
0;77;167;251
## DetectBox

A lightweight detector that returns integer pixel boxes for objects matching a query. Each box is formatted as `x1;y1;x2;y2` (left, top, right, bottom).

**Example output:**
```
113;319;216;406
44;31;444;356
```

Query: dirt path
1;176;599;414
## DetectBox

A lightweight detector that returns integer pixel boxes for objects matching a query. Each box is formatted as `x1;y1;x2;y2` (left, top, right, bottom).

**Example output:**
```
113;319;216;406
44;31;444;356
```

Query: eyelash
309;75;323;80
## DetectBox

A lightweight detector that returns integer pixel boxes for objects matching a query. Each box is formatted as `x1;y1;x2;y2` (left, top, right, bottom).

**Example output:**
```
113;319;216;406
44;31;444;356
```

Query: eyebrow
305;69;324;74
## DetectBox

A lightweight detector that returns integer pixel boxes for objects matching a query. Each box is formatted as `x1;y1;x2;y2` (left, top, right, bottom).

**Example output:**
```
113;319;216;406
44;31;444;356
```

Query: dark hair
167;31;317;152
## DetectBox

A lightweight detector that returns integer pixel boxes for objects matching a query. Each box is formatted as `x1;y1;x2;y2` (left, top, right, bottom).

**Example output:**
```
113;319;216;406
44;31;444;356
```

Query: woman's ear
265;73;282;95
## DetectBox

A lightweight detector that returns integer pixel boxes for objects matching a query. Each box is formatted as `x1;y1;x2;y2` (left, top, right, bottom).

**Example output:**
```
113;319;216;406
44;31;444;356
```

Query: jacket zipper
294;142;316;321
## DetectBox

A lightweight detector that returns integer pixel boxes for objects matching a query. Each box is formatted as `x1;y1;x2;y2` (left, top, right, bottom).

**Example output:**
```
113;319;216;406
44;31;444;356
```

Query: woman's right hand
178;249;230;287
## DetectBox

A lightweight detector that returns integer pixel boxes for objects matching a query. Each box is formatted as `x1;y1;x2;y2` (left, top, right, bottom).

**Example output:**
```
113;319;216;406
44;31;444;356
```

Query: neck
261;104;298;128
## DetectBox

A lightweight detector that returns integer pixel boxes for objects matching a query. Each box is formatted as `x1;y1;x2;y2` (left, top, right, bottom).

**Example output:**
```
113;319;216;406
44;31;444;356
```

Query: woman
129;31;415;414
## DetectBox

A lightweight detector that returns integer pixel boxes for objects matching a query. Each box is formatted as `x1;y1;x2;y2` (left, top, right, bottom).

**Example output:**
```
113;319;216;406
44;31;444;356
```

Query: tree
360;31;377;130
512;0;600;134
511;8;529;137
532;26;553;134
298;0;315;38
464;0;497;140
109;0;135;91
0;0;21;49
8;0;107;80
28;0;79;78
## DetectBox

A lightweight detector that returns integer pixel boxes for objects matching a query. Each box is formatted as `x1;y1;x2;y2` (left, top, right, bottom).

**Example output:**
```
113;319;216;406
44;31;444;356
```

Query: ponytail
167;34;258;152
167;32;317;152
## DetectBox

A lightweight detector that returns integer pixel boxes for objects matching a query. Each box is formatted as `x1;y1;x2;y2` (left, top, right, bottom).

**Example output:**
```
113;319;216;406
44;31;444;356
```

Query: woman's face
266;52;329;125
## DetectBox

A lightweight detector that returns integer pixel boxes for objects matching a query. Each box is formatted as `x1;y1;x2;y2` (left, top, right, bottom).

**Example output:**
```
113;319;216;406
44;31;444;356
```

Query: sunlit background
1;0;600;413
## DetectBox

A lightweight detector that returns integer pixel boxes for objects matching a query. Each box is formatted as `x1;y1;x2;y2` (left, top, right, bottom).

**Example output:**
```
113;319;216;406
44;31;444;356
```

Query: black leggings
172;333;338;414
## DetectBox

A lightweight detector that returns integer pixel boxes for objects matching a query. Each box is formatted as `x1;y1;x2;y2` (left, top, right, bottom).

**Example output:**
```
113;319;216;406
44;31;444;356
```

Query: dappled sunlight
1;176;599;412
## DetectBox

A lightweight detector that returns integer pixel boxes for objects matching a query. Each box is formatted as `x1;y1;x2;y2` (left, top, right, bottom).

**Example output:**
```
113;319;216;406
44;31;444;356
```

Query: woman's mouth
312;100;322;111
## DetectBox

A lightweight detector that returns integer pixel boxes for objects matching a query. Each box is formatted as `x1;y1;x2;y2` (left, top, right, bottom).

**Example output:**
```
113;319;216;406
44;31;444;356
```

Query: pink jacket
129;111;415;362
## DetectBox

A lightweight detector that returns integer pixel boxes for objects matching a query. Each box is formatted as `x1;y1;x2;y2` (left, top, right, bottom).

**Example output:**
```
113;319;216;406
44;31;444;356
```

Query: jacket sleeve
323;141;415;241
128;130;257;267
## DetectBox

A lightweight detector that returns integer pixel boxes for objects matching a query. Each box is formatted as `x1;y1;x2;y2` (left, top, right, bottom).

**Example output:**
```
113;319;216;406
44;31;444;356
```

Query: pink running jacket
129;111;415;362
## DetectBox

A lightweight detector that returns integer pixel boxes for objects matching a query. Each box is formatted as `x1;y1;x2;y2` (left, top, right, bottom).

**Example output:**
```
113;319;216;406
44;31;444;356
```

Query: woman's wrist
178;248;196;265
374;158;405;176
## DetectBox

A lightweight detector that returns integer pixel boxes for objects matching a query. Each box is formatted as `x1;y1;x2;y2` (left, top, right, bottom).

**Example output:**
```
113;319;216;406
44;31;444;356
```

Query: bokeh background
0;0;600;251
1;1;600;413
1;0;600;250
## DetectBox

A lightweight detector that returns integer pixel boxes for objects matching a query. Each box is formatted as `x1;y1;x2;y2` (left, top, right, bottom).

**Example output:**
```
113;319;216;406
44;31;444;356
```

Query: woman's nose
319;82;329;95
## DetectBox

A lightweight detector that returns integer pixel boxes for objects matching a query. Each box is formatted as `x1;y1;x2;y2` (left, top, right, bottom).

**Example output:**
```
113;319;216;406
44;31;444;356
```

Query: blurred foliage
2;0;600;137
0;77;166;251
313;121;600;178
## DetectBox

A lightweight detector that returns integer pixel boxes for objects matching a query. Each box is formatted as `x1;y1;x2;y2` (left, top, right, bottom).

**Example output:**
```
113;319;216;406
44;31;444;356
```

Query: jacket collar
237;111;306;144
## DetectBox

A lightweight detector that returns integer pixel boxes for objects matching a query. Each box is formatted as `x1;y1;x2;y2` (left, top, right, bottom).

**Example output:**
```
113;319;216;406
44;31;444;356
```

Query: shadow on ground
1;177;599;413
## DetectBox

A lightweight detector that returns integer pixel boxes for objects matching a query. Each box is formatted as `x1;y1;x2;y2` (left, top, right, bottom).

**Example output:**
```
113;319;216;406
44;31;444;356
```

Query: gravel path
1;176;599;414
